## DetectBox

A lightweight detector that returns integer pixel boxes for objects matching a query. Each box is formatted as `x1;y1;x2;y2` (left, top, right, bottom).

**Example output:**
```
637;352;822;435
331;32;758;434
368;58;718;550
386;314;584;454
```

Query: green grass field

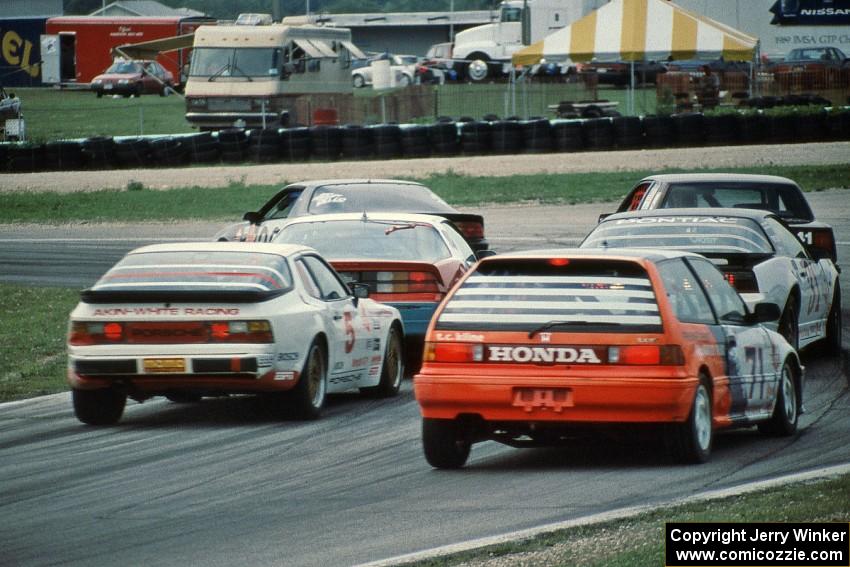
14;87;193;141
1;164;848;224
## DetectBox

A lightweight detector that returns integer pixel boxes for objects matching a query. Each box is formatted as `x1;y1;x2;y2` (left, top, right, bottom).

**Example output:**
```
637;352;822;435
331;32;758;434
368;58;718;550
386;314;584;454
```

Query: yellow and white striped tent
512;0;758;66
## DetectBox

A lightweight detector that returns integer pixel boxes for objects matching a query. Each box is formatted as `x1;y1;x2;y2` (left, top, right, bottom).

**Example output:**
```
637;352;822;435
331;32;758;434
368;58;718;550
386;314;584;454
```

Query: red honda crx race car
414;249;802;468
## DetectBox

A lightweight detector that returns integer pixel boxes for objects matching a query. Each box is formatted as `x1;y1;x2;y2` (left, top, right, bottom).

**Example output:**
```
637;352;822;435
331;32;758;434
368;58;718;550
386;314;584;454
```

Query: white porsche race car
67;242;405;425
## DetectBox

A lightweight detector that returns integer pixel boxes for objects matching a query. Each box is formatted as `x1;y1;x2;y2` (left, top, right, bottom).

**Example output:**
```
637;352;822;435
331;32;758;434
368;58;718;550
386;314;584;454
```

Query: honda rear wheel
422;418;470;469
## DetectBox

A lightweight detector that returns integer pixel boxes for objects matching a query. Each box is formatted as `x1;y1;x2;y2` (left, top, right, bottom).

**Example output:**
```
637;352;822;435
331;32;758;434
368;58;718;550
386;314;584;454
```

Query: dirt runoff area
3;142;849;193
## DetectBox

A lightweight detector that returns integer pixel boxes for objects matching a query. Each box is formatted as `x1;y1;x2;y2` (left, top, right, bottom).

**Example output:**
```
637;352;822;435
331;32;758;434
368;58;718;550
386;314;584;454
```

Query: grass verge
0;284;79;402
407;473;850;567
3;164;850;224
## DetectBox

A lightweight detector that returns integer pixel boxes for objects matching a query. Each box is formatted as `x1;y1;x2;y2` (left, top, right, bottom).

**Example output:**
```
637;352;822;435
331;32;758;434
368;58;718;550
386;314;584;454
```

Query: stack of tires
279;127;311;161
582;118;615;150
247;128;282;163
612;116;643;149
551;120;584;152
738;113;768;145
399;125;430;158
490;119;523;154
671;113;705;147
183;132;219;165
7;144;45;172
703;114;740;146
218;128;249;162
44;141;85;170
149;137;189;167
429;120;459;155
521;118;552;153
340;125;374;160
642;115;675;148
81;136;117;170
114;137;153;168
795;112;826;142
459;120;491;155
371;124;402;159
310;126;342;161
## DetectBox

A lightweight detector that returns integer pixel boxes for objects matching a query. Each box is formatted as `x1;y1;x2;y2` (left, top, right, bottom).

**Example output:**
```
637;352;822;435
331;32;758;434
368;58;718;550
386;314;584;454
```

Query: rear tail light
608;345;684;365
424;342;484;363
68;320;273;345
453;221;485;239
723;271;759;293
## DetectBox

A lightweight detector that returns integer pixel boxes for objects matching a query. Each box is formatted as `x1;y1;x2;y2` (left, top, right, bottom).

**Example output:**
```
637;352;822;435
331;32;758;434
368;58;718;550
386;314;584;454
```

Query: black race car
214;179;489;252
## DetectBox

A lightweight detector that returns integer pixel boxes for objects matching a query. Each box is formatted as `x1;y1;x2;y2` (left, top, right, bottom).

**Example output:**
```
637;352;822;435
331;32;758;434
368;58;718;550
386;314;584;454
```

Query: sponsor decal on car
614;217;738;225
487;346;603;364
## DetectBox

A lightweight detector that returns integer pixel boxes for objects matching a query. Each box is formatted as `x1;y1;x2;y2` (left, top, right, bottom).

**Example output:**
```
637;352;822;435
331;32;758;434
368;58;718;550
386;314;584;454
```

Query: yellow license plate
143;358;186;373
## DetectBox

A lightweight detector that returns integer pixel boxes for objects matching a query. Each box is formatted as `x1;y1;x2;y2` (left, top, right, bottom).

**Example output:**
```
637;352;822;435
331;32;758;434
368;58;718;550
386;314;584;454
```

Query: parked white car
352;54;417;88
67;242;405;425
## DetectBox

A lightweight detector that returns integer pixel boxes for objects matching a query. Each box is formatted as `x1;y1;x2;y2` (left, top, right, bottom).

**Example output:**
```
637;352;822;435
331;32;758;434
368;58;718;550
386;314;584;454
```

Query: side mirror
598;212;612;223
350;283;369;301
475;249;497;260
243;211;261;223
749;302;781;325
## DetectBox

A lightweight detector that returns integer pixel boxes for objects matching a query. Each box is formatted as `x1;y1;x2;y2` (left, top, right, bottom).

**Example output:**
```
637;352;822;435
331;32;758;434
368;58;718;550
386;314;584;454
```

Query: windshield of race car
307;184;453;214
276;220;451;262
435;258;662;332
583;216;774;254
92;251;293;292
658;182;814;221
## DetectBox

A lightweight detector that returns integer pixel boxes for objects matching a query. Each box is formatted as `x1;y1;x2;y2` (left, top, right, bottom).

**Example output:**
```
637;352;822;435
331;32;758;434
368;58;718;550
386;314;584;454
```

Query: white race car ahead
67;242;405;425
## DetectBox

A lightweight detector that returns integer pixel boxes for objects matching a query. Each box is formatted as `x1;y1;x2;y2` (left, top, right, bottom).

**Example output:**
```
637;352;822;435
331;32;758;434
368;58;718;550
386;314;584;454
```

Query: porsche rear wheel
668;378;712;464
422;418;471;469
360;325;403;398
289;340;327;420
72;388;127;425
759;360;798;436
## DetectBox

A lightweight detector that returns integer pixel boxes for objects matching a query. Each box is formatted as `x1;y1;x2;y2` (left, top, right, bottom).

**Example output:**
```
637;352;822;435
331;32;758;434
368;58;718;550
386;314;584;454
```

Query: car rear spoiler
786;222;838;265
80;289;289;304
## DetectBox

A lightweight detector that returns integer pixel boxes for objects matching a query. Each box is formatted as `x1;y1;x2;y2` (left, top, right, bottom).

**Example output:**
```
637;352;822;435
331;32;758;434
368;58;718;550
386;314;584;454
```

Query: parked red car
91;59;175;98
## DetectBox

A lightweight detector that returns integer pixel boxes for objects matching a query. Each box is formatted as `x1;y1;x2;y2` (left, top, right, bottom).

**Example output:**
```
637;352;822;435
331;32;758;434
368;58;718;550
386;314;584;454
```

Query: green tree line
64;0;495;18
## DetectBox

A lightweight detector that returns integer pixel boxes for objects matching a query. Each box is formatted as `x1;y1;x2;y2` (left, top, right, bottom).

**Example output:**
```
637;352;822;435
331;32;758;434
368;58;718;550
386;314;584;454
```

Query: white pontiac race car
67;242;404;425
582;209;841;353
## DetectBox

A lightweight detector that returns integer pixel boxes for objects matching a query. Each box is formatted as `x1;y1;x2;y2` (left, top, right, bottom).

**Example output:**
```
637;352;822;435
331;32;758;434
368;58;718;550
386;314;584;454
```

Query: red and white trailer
41;16;215;87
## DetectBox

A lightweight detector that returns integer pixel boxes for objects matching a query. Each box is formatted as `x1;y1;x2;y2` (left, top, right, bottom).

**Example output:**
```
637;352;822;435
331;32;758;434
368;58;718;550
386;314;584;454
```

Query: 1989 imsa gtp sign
67;242;404;425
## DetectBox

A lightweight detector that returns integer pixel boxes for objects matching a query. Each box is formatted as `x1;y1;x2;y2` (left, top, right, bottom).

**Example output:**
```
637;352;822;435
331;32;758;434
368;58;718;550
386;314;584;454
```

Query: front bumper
414;371;699;424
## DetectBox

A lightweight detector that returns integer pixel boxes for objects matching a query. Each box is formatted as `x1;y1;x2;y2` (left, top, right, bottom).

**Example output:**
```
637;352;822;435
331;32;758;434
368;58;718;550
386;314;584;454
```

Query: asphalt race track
0;192;848;566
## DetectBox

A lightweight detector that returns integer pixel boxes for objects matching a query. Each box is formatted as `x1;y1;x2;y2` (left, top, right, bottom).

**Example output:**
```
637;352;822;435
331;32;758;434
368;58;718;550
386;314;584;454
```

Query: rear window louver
436;272;661;332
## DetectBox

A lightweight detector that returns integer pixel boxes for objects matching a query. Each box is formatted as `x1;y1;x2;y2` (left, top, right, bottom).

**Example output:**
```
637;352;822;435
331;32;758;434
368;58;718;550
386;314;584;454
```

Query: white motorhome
184;20;364;129
451;0;605;81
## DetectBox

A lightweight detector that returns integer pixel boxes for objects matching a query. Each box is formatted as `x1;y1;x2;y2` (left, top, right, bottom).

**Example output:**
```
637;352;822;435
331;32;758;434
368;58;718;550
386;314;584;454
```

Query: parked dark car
772;47;850;74
577;60;666;85
91;59;174;98
214;179;490;252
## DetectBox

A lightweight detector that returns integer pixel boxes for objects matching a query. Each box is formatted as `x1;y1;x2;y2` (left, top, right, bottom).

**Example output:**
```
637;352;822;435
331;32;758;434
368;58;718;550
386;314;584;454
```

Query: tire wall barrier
3;108;850;173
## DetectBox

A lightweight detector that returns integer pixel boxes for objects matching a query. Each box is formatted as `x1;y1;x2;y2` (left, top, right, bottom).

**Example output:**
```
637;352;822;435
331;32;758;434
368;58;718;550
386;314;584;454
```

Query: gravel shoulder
3;141;849;193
